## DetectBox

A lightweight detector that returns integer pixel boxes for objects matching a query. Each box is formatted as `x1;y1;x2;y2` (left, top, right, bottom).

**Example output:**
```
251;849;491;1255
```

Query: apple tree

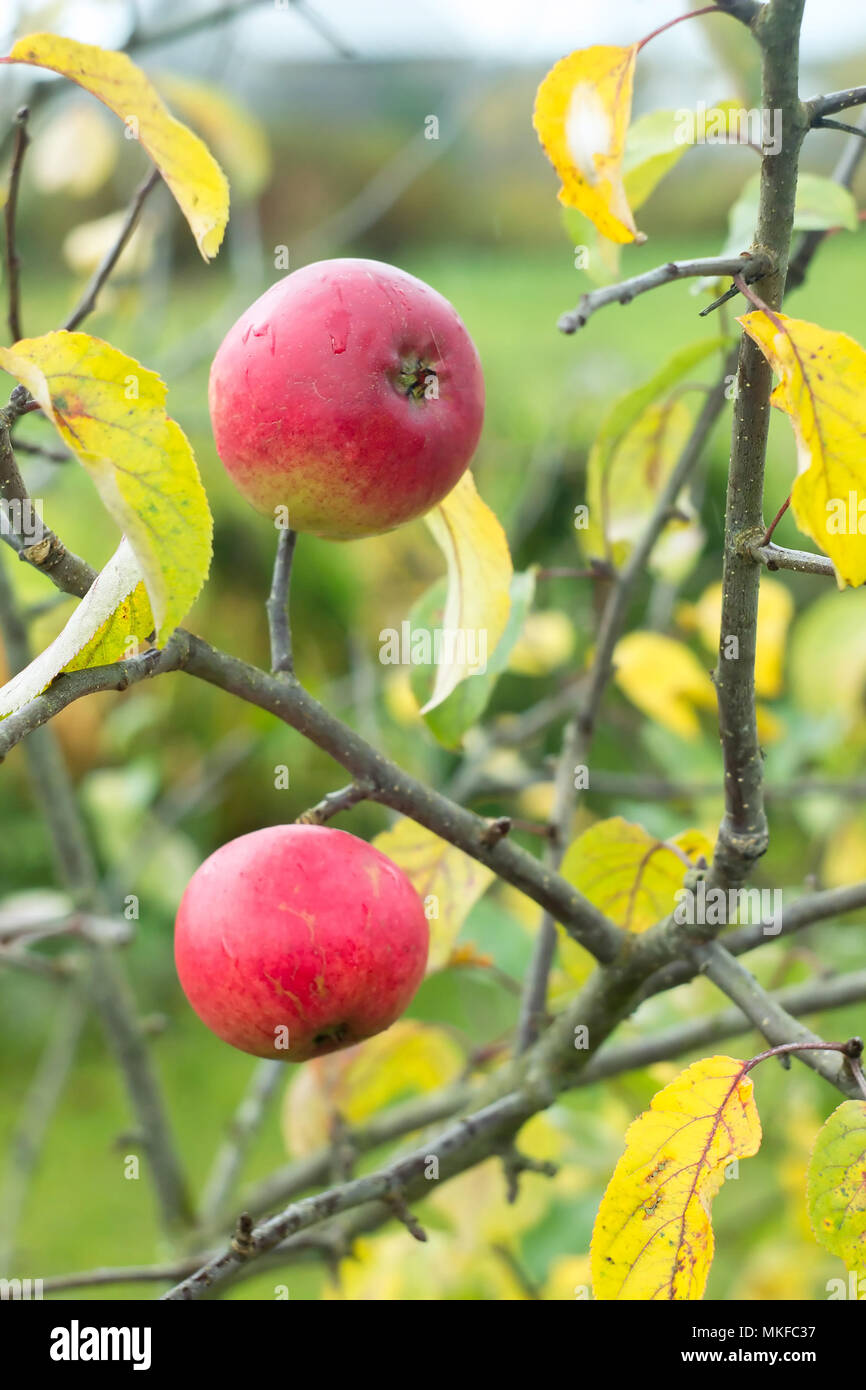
1;0;866;1306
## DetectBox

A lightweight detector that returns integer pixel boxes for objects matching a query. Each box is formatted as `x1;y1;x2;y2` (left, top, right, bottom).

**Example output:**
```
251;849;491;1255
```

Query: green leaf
697;172;859;293
581;338;727;565
807;1100;866;1272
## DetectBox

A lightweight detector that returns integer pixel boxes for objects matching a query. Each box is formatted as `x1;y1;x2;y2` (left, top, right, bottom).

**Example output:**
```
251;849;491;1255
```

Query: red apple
208;258;485;538
174;824;429;1062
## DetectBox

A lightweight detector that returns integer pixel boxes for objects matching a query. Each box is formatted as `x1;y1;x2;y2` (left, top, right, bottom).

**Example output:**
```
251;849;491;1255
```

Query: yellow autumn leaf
155;73;271;200
5;33;229;259
0;332;212;642
534;45;644;245
0;540;153;717
591;1055;762;1300
560;817;712;934
739;310;866;587
422;472;512;713
613;631;716;738
281;1020;465;1158
507;610;575;676
807;1100;866;1274
372;817;494;972
678;575;794;698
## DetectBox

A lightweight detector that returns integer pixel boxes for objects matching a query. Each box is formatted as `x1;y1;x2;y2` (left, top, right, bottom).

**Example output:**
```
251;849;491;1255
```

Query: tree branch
169;959;866;1296
558;254;771;334
182;636;624;963
711;0;809;889
163;1091;535;1299
788;111;866;292
690;940;865;1095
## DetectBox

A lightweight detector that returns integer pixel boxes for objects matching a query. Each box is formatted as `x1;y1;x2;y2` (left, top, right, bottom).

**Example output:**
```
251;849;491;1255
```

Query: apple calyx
397;359;437;400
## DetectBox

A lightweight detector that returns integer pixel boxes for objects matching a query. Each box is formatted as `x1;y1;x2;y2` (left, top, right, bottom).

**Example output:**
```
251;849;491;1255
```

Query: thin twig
294;781;371;825
4;107;30;343
62;167;162;332
558;253;770;334
788;111;866;292
751;542;836;577
814;116;866;140
807;86;866;122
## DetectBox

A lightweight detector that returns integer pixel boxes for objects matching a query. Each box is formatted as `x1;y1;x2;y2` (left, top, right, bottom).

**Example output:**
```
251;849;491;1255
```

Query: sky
205;0;861;62
13;0;866;64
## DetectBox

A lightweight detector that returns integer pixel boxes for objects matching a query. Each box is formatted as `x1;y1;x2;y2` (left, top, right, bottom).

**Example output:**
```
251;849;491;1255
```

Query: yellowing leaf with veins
534;45;644;244
281;1020;465;1157
5;34;229;258
0;332;212;642
0;540;152;718
373;818;494;971
560;817;711;934
807;1100;866;1273
739;311;866;587
422;472;512;713
613;631;716;738
591;1055;762;1300
678;576;794;698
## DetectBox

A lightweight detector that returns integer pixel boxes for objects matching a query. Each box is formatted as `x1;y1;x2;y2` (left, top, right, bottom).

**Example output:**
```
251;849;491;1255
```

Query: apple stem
267;527;298;676
637;6;721;51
